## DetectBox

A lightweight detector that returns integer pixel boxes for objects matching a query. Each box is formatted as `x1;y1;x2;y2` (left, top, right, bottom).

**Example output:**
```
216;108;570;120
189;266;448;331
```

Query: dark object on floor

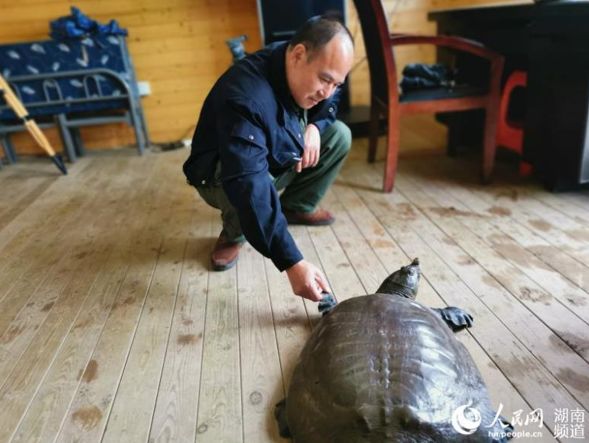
157;141;185;151
276;258;513;442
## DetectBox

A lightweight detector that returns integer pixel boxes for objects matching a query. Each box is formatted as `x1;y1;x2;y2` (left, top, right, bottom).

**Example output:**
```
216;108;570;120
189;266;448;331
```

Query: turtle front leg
274;399;291;438
490;414;515;442
432;307;474;331
318;292;337;316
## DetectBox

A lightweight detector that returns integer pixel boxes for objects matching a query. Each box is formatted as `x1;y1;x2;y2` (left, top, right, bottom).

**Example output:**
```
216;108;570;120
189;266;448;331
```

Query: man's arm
219;110;301;271
218;104;331;300
296;92;340;172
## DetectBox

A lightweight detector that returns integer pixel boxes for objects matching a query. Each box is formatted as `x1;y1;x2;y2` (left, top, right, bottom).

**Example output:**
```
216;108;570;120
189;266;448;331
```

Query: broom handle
0;73;57;156
0;74;28;117
24;121;58;156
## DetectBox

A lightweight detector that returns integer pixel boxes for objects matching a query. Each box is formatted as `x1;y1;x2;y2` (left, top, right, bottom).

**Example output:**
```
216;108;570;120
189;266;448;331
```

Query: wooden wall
0;0;262;155
0;0;529;156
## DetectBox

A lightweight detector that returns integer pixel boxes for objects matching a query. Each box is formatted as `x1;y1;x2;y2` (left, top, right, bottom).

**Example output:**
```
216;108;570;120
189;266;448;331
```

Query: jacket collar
269;42;303;120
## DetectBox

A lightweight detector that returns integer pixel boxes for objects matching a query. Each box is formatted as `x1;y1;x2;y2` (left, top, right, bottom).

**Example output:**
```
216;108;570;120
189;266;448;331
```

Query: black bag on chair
400;63;456;93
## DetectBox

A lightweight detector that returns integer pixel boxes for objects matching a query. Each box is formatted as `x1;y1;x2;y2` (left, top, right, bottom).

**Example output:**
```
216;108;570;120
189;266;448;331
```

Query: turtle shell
285;294;502;443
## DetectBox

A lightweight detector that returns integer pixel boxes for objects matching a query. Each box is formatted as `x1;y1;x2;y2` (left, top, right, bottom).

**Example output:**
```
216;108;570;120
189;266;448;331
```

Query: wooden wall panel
0;0;530;156
0;0;262;155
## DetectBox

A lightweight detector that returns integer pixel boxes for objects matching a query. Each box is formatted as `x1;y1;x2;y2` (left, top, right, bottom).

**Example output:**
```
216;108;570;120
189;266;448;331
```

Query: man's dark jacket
183;42;339;271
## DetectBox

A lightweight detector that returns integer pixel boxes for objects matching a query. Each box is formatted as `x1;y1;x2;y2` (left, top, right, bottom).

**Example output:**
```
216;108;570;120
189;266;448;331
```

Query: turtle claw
500;415;515;434
318;292;337;316
490;415;515;442
274;399;291;438
434;307;474;331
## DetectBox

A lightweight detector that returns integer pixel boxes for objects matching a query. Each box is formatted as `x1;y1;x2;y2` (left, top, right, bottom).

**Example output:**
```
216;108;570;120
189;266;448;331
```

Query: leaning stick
0;73;67;174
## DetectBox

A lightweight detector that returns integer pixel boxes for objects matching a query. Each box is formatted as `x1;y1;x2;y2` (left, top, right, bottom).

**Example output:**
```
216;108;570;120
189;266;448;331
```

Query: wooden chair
353;0;504;192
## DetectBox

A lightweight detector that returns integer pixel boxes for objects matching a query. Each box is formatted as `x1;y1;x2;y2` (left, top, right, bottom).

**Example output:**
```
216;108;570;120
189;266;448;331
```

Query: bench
0;35;149;163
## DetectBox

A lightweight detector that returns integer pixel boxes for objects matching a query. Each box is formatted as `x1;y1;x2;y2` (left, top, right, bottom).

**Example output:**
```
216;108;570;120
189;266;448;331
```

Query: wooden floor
0;141;587;443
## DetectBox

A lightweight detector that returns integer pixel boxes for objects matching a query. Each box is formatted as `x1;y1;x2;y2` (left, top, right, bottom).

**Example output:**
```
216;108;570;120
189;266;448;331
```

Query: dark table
429;1;589;191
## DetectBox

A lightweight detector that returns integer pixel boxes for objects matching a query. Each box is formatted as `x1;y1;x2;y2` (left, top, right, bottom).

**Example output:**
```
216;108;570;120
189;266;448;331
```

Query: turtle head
376;258;420;299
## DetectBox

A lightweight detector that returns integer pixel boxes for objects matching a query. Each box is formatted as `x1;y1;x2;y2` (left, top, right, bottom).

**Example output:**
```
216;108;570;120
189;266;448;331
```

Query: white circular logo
451;402;482;435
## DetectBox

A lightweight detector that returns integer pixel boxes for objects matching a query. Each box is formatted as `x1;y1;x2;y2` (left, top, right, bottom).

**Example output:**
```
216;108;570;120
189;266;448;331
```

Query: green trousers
196;120;351;242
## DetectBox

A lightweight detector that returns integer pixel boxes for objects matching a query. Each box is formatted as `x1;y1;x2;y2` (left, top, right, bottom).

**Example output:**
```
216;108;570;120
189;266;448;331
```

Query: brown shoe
283;208;335;226
211;231;244;271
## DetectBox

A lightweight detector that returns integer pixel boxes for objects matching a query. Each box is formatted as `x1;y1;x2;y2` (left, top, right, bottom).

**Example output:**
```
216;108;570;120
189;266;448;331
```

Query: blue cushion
0;35;136;119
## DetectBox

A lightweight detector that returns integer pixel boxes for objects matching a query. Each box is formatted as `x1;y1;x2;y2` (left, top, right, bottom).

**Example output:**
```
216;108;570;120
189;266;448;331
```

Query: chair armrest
389;33;502;62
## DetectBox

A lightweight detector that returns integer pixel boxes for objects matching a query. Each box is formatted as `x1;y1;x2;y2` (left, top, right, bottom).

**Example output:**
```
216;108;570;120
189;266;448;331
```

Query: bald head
285;15;354;109
288;15;354;61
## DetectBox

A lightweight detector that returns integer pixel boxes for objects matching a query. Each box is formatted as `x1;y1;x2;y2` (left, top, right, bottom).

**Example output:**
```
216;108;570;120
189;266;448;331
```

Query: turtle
275;258;513;443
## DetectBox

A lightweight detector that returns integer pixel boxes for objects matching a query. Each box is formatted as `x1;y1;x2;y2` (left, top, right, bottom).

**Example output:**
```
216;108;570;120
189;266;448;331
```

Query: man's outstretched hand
286;259;331;302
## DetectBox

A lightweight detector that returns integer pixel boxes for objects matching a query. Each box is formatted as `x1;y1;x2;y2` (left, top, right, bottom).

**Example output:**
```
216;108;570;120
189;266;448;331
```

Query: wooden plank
345;161;581;439
0;1;259;28
0;0;254;12
0;160;106;305
236;243;283;443
429;0;529;11
552;192;589;219
0;155;153;442
330;177;555;442
422;159;589;263
98;155;193;443
263;240;311;395
9;154;160;443
314;189;388;300
0;171;51;216
305;206;367;303
521;184;589;224
0;159;117;334
148;207;214;443
54;153;181;443
130;64;216;82
411;158;589;297
131;47;231;70
260;226;320;439
400;164;589;325
416;157;589;292
0;158;127;382
194;265;242;442
0;176;55;231
0;156;92;255
130;35;234;55
392;165;589;407
459;177;589;264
